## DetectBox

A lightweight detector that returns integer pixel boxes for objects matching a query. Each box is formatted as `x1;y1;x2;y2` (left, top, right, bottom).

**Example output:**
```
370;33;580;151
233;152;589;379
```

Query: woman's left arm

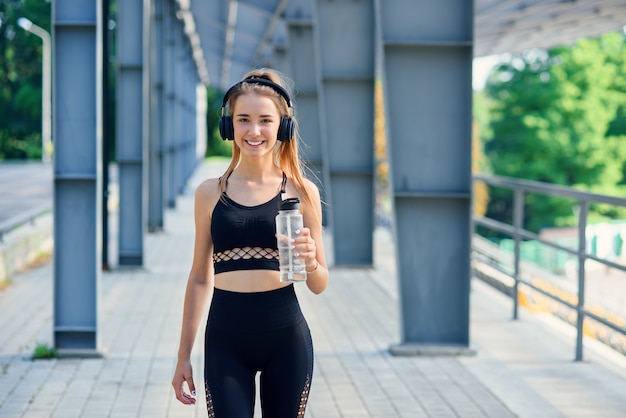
297;180;329;294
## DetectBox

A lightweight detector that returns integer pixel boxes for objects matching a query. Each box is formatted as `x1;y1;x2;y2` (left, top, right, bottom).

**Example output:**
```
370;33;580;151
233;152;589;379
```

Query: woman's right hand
172;359;197;405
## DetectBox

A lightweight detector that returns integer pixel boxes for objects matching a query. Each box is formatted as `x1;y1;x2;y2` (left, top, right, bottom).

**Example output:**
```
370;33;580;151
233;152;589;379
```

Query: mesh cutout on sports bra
212;246;279;263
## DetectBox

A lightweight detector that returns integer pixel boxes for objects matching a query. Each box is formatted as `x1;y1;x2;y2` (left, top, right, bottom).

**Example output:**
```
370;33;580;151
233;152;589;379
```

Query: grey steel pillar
313;0;375;265
182;59;197;186
116;0;146;266
271;43;290;76
196;84;208;163
164;0;178;208
376;0;474;354
147;0;166;231
185;64;195;182
52;0;103;354
180;61;190;190
172;27;186;196
284;0;331;227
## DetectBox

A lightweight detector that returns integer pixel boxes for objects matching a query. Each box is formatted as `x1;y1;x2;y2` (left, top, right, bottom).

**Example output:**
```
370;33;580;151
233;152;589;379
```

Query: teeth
247;141;262;146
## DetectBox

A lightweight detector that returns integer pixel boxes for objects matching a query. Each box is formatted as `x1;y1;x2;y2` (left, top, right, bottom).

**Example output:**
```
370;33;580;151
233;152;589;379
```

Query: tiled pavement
1;160;626;417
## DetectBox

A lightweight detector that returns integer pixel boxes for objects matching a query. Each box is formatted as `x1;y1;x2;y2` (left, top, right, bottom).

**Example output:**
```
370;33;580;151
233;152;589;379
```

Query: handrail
0;204;51;243
472;174;626;361
473;173;626;206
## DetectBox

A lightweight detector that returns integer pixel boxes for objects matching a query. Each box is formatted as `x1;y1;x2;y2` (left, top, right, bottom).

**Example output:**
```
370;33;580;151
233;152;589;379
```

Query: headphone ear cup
219;116;234;141
277;116;294;142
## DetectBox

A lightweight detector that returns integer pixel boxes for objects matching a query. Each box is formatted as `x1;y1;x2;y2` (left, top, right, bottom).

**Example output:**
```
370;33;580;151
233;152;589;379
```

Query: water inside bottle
276;208;307;282
279;246;307;282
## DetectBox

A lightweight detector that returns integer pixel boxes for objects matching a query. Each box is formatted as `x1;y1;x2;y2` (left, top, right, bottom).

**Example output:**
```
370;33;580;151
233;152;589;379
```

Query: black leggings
204;285;314;417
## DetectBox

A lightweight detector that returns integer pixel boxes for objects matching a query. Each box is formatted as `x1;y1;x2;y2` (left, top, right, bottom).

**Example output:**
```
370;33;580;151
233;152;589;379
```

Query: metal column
196;84;208;163
147;0;166;231
52;0;103;354
376;0;474;354
313;0;375;265
183;59;200;185
271;43;290;76
164;0;179;208
180;62;192;189
284;0;331;227
116;0;146;266
185;64;196;182
172;28;186;196
163;4;177;208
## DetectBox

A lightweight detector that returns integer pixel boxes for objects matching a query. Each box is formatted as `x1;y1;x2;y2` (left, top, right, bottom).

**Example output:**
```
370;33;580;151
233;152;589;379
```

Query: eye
237;117;249;123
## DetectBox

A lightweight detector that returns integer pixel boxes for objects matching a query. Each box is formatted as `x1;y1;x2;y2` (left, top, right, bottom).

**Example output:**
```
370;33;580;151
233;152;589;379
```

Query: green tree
0;0;50;160
484;32;626;232
472;91;492;217
205;85;231;157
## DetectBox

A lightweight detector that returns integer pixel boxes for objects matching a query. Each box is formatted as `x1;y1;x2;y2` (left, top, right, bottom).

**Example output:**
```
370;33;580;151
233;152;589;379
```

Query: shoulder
298;177;323;224
302;178;321;199
194;178;221;210
195;177;220;196
284;175;319;199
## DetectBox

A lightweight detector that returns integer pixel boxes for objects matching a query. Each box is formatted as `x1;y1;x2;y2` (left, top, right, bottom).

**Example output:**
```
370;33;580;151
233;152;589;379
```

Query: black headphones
218;77;295;142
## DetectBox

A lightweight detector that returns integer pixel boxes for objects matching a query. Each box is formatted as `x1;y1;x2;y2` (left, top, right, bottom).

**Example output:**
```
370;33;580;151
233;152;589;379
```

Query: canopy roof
181;0;626;88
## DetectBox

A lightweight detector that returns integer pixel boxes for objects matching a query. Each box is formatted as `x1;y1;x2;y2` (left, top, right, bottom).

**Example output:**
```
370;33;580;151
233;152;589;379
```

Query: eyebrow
235;113;276;118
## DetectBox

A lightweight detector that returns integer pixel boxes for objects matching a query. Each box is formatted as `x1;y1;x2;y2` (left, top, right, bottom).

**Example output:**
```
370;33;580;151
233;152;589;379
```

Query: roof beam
252;0;290;66
221;0;238;88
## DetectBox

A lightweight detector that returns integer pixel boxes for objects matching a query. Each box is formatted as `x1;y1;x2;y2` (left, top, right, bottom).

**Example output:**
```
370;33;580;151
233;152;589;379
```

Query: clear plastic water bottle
276;197;307;282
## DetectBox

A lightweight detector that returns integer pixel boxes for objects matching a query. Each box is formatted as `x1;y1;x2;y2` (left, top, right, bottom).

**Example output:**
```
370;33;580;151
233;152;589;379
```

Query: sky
473;54;503;91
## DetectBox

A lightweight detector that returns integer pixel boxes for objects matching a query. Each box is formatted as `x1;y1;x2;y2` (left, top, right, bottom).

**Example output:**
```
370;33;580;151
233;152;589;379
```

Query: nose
248;122;261;136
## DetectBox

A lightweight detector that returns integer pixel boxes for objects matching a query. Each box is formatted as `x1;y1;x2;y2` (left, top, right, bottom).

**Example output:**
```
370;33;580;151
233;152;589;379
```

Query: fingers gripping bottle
276;197;307;282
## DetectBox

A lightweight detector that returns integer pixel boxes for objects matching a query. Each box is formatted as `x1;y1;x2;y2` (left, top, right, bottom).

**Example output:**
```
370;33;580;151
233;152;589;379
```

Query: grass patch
29;250;52;268
206;155;231;163
0;279;11;292
32;343;57;360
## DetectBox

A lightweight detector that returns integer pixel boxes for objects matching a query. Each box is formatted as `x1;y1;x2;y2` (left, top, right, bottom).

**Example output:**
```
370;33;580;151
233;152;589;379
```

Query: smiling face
232;93;281;159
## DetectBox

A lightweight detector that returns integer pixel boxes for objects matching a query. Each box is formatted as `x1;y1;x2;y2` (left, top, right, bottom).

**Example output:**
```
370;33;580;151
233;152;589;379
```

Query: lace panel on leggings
205;385;215;418
298;374;311;417
213;247;278;263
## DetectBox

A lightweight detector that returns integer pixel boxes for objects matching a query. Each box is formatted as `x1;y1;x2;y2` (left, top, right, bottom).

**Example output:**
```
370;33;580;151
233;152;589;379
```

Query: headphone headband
221;77;293;109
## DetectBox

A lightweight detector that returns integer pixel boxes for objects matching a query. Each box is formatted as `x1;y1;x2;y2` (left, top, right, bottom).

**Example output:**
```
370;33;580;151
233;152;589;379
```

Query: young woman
172;68;329;417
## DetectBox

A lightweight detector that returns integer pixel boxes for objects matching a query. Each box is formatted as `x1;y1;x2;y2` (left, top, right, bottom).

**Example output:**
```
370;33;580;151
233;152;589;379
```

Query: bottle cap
278;197;300;211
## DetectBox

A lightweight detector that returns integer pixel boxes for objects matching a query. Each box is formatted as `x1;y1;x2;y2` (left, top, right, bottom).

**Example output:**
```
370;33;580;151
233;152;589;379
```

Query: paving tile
2;160;626;417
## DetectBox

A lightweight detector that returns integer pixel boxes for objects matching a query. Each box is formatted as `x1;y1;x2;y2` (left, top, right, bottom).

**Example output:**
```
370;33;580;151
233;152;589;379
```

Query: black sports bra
211;174;287;274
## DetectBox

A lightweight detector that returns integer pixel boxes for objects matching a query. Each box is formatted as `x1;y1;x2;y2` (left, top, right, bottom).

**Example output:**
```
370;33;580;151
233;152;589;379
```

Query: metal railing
472;173;626;361
0;204;51;243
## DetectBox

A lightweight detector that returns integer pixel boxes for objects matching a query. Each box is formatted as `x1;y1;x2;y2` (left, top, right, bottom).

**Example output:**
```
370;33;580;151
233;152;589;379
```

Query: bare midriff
214;270;291;293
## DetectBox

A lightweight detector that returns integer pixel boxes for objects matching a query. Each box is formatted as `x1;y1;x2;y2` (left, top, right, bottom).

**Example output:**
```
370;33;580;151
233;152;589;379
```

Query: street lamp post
17;17;52;163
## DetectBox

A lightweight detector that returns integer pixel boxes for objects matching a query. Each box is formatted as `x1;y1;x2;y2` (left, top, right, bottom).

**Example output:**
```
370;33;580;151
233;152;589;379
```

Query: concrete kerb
389;343;477;357
0;212;53;283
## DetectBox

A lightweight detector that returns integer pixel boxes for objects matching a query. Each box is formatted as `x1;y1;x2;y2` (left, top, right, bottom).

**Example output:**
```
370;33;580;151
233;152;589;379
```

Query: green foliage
205;86;232;158
32;342;57;360
483;32;626;232
0;1;226;162
0;0;50;160
473;91;493;176
0;130;41;159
